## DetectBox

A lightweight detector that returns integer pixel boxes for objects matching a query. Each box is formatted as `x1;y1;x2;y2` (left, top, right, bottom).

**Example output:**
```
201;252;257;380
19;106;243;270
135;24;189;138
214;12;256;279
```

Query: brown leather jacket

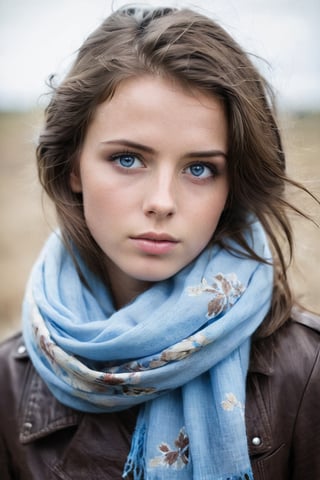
0;309;319;479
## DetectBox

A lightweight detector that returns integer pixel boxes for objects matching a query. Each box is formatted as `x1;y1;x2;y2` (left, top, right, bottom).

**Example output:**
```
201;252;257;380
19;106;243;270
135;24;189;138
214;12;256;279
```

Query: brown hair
37;6;312;337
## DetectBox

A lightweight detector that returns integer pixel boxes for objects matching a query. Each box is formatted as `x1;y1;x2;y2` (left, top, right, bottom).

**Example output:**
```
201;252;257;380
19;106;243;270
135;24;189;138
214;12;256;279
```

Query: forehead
86;75;228;152
97;74;225;115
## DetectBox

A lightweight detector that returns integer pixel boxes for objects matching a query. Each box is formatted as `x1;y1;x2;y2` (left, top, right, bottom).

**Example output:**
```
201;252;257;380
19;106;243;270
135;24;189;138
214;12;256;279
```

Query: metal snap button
17;345;26;355
251;436;262;446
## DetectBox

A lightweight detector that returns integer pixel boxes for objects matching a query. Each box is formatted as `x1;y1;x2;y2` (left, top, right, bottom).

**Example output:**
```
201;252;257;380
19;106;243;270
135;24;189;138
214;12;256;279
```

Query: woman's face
71;75;229;305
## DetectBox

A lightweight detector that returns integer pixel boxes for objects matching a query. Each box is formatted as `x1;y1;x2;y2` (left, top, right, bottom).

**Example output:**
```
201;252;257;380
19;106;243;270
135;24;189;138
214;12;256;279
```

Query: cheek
197;212;221;240
194;190;228;238
82;170;111;205
81;180;129;231
198;186;228;220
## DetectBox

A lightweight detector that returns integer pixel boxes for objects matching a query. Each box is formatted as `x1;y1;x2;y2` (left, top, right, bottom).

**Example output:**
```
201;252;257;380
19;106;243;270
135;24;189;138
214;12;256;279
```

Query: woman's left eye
186;163;215;179
111;153;143;169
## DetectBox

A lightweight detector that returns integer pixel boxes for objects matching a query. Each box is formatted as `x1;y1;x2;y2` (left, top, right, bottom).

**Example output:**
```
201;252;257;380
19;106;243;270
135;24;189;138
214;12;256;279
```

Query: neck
103;261;153;310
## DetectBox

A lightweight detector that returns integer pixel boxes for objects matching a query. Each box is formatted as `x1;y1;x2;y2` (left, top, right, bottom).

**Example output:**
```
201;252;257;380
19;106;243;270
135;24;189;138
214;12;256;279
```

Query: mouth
132;232;179;242
130;232;179;255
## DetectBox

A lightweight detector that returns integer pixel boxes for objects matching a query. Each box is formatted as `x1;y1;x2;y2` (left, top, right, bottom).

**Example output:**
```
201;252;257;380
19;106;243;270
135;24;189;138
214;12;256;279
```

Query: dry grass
0;110;55;340
0;110;319;341
280;113;320;314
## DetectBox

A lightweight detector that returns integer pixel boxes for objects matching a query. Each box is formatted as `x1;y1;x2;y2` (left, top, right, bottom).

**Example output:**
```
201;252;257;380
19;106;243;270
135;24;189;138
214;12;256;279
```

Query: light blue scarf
23;220;273;480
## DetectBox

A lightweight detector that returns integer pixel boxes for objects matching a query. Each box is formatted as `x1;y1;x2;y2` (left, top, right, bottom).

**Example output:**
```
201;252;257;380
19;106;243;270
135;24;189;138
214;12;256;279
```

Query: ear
70;170;82;193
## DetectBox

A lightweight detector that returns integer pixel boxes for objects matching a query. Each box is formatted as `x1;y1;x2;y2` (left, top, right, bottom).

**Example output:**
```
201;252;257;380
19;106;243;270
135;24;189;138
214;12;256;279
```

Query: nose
142;168;177;218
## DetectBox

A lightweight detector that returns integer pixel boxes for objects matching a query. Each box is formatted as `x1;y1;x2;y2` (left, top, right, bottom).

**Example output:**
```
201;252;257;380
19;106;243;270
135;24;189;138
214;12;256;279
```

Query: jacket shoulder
291;306;320;333
250;307;320;374
0;331;26;355
0;331;29;379
0;332;30;413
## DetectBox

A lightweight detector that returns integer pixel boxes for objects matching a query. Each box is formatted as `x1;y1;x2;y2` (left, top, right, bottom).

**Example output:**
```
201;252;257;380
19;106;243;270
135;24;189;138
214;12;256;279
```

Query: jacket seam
291;343;320;439
18;357;34;423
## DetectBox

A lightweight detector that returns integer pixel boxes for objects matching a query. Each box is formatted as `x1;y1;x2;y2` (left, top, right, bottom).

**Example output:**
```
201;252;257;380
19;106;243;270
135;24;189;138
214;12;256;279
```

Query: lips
130;232;179;255
133;232;178;242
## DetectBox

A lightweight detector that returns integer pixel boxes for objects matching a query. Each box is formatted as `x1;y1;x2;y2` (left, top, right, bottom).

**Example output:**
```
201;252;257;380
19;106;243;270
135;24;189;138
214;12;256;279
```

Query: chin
130;265;183;283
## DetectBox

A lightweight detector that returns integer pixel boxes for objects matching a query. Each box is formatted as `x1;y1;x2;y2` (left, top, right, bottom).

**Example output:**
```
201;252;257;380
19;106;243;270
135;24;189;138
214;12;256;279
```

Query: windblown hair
37;6;309;337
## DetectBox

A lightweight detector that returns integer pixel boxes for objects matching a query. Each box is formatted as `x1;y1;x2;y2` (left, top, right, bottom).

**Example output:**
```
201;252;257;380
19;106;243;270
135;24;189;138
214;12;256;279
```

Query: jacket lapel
19;364;81;444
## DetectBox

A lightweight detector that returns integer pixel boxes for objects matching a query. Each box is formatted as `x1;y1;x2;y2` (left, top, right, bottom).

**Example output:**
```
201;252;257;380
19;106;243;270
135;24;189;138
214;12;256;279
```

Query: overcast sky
1;0;319;111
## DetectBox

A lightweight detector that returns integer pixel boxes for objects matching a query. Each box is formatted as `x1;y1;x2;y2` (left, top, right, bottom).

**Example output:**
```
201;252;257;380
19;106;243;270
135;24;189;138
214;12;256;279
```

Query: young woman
0;6;319;480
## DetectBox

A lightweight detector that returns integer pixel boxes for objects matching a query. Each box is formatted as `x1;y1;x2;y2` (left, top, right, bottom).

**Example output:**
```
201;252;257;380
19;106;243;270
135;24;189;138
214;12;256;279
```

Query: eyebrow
101;139;227;160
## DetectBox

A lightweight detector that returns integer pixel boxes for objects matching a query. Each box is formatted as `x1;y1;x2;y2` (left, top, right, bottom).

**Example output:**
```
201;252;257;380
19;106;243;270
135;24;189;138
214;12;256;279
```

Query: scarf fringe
122;421;146;479
226;472;254;480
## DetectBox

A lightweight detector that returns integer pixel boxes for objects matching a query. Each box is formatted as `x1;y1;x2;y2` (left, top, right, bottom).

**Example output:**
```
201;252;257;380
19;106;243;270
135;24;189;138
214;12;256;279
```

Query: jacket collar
249;308;320;375
18;355;82;444
249;336;275;375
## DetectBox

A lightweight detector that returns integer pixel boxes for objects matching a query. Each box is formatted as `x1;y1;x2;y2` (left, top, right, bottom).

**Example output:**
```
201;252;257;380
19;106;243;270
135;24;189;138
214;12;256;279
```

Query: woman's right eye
110;153;143;169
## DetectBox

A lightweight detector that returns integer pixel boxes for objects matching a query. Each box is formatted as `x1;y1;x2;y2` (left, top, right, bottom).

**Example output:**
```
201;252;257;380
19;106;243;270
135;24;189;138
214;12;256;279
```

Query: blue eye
111;153;143;169
187;163;215;178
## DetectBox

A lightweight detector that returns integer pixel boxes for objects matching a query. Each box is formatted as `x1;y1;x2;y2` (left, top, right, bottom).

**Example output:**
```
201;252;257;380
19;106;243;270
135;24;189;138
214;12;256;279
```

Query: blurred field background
0;109;319;341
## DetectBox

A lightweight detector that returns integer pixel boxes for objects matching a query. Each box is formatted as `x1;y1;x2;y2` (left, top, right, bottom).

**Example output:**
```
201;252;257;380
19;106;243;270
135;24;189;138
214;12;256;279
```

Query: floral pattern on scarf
150;427;189;469
187;273;246;318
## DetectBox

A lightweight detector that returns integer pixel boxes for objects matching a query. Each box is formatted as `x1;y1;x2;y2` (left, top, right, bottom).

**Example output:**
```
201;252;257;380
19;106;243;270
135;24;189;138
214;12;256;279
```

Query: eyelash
109;151;219;179
185;162;218;178
109;151;142;167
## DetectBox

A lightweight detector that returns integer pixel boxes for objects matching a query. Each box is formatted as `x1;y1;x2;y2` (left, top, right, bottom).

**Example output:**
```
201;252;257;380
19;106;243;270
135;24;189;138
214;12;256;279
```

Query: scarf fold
23;220;273;480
